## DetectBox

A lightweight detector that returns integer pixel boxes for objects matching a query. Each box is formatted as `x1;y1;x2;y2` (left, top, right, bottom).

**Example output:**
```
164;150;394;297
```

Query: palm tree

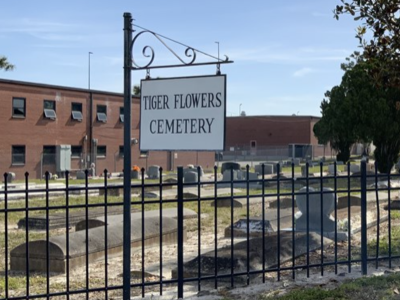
0;56;15;71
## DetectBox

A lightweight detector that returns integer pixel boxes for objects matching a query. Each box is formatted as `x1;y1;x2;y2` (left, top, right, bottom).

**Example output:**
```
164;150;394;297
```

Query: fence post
177;166;184;298
361;160;368;275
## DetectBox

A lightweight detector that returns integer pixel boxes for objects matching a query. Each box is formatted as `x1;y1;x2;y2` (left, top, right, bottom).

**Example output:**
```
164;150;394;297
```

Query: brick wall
225;116;321;149
0;80;215;179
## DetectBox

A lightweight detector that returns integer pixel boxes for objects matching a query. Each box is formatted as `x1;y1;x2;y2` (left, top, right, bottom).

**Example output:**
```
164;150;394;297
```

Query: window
71;146;82;158
119;107;124;123
97;145;106;157
140;150;148;157
12;145;25;165
43;146;56;165
71;102;83;121
43;100;56;120
119;145;124;156
97;105;107;123
12;97;26;118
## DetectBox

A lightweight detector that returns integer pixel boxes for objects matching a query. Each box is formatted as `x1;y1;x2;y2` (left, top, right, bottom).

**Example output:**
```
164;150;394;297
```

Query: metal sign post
122;12;233;299
122;12;133;300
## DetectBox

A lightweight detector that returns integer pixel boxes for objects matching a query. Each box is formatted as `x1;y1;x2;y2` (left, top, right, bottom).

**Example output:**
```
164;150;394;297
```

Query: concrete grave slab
18;206;140;230
143;187;241;200
75;207;197;230
210;196;265;208
172;232;331;281
337;195;362;209
269;197;295;209
11;215;185;274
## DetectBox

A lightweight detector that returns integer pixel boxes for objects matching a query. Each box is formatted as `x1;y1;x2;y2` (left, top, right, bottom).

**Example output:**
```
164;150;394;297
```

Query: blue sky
0;1;361;117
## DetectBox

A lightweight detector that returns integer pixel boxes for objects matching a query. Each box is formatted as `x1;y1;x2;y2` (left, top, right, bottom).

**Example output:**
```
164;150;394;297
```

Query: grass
259;272;400;300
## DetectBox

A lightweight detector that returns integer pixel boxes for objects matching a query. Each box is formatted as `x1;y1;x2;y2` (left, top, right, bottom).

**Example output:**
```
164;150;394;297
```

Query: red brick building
0;79;214;179
224;115;326;160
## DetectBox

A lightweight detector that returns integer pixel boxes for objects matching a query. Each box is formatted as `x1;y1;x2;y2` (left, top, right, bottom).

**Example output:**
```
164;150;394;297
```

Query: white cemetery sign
140;75;226;151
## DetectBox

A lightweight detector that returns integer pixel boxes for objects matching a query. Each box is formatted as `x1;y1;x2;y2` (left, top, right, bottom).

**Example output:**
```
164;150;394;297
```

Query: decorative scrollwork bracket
126;17;233;74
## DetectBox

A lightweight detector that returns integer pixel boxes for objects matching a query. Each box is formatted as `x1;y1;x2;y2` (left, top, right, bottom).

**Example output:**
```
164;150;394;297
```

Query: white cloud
293;67;315;77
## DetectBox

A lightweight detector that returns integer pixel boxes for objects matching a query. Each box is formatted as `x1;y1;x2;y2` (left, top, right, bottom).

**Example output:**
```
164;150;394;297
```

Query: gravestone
131;170;140;180
292;158;301;166
295;186;336;232
194;165;204;177
263;164;275;175
183;166;203;178
327;165;337;174
147;165;160;179
254;163;276;175
254;164;264;175
5;172;16;183
348;164;360;173
301;166;309;177
222;169;239;182
221;170;259;188
221;162;241;175
184;171;198;184
76;170;86;180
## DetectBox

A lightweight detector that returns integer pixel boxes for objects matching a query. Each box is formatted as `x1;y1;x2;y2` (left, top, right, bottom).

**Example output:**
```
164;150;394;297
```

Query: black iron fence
0;161;399;299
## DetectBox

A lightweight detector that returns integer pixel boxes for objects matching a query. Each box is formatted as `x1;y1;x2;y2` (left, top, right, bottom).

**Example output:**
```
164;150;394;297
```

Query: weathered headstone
292;158;301;166
254;164;264;175
221;169;259;188
222;169;239;182
131;170;140;180
327;165;337;174
5;172;16;183
184;171;198;184
347;164;360;173
221;162;241;175
263;164;275;175
147;165;160;179
254;162;277;175
295;186;336;232
76;170;86;180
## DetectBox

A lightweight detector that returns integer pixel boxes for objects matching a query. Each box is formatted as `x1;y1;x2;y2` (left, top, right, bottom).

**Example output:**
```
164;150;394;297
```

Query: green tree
334;2;400;172
342;61;400;173
317;59;400;173
0;56;14;71
334;0;400;88
314;85;356;163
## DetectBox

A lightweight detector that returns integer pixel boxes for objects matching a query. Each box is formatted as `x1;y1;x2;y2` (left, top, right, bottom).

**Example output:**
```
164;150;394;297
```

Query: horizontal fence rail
0;160;399;299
